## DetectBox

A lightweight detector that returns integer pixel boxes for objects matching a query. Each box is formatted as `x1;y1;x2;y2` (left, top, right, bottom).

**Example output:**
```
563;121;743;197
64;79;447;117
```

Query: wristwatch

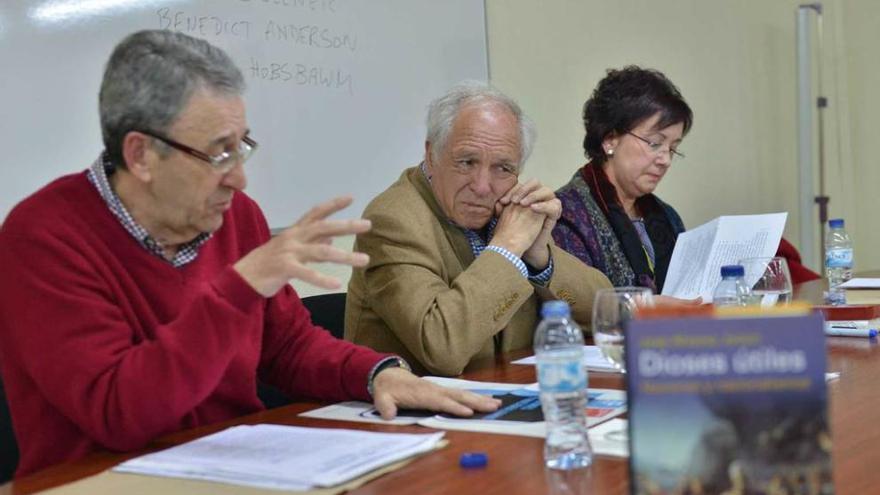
367;356;411;397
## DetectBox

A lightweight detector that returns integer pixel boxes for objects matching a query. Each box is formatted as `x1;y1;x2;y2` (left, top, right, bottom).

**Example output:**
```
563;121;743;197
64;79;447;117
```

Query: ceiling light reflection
30;0;148;24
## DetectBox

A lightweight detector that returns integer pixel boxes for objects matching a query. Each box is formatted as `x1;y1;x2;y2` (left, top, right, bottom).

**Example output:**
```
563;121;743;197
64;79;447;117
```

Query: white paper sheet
299;400;424;425
588;418;629;458
839;278;880;289
113;424;444;490
661;213;787;301
512;345;620;373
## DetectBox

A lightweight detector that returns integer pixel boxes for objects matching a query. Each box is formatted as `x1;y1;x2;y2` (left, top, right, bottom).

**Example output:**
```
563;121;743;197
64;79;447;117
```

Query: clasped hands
489;178;561;271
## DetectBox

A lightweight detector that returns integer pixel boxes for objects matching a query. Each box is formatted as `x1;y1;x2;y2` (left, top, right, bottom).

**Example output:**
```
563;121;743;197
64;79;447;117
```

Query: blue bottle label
825;248;853;268
537;359;586;393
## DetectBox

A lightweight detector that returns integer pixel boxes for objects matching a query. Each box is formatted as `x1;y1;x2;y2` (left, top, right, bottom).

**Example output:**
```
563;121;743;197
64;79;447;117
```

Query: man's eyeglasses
626;131;685;160
140;130;258;173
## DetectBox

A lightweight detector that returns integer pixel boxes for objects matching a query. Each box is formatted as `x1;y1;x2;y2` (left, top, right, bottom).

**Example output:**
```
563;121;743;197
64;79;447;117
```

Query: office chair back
300;293;347;339
0;376;19;483
257;293;348;410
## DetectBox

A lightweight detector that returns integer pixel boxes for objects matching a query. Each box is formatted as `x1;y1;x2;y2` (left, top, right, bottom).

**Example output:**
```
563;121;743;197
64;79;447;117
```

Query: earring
606;148;614;156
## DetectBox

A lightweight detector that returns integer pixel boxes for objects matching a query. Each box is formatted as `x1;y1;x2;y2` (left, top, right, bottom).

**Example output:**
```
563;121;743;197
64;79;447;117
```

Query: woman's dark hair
582;66;693;163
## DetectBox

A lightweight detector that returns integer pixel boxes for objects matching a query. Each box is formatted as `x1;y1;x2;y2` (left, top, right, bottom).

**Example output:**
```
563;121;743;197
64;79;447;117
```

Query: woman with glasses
552;66;819;294
552;66;692;294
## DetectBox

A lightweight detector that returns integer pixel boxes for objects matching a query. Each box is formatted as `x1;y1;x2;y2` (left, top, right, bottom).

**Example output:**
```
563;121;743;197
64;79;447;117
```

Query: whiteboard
0;0;488;228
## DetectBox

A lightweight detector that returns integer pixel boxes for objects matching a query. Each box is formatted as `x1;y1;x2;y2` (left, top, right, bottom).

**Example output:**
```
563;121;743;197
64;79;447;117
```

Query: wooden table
10;282;880;494
8;351;630;494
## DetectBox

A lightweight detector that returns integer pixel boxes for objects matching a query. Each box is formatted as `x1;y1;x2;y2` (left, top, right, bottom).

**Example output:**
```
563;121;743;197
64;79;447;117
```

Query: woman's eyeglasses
626;131;685;160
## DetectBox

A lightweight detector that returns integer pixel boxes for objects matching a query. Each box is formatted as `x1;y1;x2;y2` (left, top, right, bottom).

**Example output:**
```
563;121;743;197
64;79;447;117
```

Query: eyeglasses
140;130;258;173
626;131;685;160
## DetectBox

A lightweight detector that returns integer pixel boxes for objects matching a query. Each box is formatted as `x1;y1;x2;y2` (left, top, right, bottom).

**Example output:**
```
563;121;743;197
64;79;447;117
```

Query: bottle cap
829;218;844;228
541;300;571;318
720;265;744;278
459;452;489;469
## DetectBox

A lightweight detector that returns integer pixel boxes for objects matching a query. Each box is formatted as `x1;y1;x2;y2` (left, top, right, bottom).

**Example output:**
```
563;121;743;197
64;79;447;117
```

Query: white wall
295;0;877;297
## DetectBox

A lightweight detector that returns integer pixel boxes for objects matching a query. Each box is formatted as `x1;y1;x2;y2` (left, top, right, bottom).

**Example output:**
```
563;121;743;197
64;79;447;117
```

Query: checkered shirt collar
86;153;212;267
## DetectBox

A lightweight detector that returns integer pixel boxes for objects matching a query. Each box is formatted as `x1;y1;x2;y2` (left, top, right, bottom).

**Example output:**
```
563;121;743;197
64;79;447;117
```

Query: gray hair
425;81;536;170
99;30;245;168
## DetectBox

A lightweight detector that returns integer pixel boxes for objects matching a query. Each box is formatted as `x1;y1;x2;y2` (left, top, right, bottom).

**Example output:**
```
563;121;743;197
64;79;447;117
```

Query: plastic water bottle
713;265;751;307
534;301;592;470
825;218;853;305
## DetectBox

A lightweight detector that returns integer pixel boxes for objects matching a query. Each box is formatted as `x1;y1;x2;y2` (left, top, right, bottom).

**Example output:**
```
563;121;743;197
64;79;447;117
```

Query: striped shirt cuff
484;245;529;278
527;256;554;286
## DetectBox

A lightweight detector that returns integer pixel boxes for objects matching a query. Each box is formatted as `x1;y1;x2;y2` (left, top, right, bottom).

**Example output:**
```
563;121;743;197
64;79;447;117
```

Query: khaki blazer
345;167;612;376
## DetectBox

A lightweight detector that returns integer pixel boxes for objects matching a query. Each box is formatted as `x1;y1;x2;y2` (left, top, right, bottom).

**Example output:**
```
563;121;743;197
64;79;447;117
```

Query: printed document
301;376;627;449
661;213;787;301
512;345;619;373
300;377;523;426
113;424;444;491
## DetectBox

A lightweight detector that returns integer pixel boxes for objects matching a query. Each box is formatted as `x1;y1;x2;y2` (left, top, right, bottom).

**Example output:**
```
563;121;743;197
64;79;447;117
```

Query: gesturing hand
234;196;372;297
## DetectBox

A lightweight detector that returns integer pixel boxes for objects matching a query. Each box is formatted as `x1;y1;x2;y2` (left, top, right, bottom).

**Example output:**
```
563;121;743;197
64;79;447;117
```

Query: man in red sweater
0;30;498;477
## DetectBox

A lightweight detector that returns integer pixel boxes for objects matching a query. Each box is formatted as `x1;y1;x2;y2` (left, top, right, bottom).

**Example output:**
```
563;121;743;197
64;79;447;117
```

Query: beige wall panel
841;0;880;271
485;0;826;265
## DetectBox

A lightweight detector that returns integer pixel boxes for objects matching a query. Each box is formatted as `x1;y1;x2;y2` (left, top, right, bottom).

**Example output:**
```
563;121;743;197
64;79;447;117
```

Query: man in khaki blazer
345;83;612;376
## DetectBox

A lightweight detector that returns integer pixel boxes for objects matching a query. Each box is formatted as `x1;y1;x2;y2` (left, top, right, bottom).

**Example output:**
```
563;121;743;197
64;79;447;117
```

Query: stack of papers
511;345;619;372
839;278;880;289
839;278;880;305
113;424;444;491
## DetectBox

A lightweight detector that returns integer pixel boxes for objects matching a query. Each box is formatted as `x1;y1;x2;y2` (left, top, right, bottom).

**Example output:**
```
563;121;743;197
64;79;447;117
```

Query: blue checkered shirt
87;153;212;267
465;218;554;285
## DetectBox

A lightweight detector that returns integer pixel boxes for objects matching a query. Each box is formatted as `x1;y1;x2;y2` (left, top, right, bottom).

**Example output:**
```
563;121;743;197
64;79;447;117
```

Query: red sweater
0;171;387;476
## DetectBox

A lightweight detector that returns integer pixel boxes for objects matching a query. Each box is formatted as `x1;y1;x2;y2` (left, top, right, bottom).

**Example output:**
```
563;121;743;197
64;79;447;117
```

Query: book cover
814;303;880;321
625;313;833;495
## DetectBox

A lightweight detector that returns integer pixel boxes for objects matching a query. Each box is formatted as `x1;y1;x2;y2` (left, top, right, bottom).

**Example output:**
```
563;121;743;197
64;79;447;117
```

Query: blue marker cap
870;329;878;339
459;452;488;469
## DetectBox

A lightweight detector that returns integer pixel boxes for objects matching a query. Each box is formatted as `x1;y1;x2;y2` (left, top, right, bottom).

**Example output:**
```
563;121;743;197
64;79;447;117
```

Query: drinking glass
738;256;793;306
591;287;654;373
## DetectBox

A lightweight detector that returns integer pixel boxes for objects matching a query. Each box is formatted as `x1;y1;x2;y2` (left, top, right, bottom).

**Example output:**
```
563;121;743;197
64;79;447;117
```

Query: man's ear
424;141;434;173
121;131;153;182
